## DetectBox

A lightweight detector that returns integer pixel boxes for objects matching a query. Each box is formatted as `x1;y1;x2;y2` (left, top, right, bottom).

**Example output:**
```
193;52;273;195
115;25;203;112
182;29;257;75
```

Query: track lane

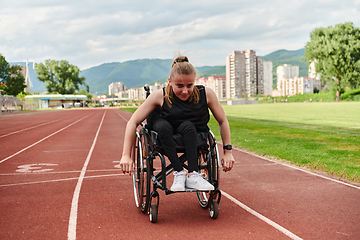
0;110;95;162
0;109;106;239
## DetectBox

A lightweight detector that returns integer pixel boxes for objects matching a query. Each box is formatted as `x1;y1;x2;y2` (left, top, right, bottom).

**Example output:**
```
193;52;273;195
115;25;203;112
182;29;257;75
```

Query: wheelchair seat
149;130;209;152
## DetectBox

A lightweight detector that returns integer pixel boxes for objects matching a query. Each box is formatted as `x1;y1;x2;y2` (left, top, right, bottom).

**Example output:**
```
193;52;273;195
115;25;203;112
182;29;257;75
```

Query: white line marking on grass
222;191;303;240
0;114;93;164
0;118;66;139
0;173;123;187
67;110;106;240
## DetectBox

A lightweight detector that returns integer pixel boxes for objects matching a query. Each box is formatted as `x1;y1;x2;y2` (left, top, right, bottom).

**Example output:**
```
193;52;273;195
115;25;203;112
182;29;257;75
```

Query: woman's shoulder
147;88;164;106
204;86;217;103
196;85;205;90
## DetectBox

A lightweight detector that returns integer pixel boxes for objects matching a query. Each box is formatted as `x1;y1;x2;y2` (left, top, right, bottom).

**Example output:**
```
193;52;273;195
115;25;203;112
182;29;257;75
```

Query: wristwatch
223;145;232;150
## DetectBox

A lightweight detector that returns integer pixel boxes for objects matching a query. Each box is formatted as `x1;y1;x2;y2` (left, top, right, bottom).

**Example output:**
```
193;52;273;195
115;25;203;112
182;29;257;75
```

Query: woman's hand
221;152;235;172
120;155;134;175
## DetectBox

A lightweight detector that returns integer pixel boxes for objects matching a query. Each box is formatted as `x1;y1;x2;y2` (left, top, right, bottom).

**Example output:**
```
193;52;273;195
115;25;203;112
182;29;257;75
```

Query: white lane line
67;110;106;240
118;112;129;122
0;117;67;139
0;114;93;164
0;169;119;176
0;173;123;187
222;191;303;240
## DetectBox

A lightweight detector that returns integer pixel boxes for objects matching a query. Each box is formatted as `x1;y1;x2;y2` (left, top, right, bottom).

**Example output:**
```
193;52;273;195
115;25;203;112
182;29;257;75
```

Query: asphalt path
0;108;359;239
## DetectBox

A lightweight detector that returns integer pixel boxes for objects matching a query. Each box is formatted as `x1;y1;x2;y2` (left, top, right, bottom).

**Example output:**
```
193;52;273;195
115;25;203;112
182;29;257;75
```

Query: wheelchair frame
132;122;222;223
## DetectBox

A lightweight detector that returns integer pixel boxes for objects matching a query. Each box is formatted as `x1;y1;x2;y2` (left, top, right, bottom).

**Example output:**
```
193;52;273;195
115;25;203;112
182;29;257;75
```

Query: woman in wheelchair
120;55;235;192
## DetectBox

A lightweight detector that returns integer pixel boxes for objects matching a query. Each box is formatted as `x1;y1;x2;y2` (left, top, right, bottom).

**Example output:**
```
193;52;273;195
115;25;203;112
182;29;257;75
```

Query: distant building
195;76;226;99
127;82;167;101
208;76;226;99
256;56;264;95
226;50;272;98
263;61;273;96
11;59;33;93
276;64;299;96
109;82;127;95
308;61;330;90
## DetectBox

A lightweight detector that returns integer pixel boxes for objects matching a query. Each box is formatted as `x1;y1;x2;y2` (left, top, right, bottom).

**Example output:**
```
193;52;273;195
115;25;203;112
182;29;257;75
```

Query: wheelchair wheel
149;203;158;223
209;200;219;219
133;129;151;213
196;131;220;209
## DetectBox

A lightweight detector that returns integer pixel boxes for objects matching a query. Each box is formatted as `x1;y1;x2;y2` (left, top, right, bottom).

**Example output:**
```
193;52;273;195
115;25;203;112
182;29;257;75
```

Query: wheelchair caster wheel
149;203;158;223
209;200;219;219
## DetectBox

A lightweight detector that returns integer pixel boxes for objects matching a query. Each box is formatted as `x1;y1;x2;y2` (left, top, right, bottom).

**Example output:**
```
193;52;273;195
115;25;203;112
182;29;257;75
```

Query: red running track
0;109;359;239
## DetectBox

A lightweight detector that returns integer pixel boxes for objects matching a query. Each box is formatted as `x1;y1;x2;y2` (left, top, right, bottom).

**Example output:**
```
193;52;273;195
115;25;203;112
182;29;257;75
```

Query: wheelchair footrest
166;188;211;195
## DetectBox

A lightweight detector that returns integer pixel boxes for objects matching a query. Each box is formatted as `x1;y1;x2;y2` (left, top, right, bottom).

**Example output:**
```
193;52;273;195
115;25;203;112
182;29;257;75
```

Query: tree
35;60;86;94
5;65;26;96
77;89;92;100
304;22;360;101
0;54;9;82
0;53;26;96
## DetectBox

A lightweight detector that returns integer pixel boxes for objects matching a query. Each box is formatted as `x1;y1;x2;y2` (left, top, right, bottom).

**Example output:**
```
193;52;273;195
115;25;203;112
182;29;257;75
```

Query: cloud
1;0;359;69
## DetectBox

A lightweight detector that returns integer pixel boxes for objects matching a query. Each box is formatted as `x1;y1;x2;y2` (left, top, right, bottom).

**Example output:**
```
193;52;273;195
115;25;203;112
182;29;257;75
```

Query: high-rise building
263;61;273;96
226;50;272;98
256;56;264;95
277;64;299;96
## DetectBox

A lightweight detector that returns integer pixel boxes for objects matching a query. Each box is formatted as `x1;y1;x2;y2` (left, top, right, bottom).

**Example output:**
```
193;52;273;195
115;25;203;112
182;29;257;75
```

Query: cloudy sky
1;0;359;70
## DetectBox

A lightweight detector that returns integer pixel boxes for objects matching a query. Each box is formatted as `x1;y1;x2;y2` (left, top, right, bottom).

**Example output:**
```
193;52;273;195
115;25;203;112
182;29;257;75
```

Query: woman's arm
206;87;235;172
120;89;163;174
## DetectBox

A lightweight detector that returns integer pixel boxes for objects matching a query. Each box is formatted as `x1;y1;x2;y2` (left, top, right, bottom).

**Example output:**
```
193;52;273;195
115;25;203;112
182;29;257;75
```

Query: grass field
121;102;360;183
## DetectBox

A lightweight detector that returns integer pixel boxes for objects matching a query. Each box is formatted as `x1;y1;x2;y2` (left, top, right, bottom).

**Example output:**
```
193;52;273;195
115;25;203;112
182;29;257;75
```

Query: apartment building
256;56;264;95
226;50;272;98
108;81;127;95
280;77;314;96
195;76;226;100
276;64;299;96
127;82;167;101
263;61;273;96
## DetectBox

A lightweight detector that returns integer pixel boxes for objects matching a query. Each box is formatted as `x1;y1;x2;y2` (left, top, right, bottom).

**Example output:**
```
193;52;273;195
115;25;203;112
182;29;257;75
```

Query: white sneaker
186;171;214;191
170;171;186;192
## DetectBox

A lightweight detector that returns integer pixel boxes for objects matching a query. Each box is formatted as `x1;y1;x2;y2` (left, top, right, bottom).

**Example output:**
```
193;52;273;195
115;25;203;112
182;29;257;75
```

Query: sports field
208;102;360;183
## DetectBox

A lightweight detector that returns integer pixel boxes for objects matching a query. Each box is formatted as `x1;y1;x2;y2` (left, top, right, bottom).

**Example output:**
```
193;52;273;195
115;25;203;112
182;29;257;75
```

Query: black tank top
160;85;210;132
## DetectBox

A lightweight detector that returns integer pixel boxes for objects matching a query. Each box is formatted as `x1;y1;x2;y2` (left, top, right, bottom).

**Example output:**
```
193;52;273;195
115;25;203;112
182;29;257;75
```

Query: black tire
133;128;151;213
209;200;219;219
208;131;220;186
196;131;220;208
149;203;158;223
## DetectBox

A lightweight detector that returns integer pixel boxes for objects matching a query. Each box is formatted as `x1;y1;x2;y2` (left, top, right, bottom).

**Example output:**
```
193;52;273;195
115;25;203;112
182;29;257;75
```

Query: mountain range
10;48;308;95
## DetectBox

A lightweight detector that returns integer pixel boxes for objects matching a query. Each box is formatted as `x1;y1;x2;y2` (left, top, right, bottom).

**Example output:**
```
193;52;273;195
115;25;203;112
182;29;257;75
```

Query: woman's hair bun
172;56;189;66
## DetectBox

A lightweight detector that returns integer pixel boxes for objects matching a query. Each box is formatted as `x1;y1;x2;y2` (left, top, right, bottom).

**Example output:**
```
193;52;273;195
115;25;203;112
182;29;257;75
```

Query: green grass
121;102;360;183
209;102;360;183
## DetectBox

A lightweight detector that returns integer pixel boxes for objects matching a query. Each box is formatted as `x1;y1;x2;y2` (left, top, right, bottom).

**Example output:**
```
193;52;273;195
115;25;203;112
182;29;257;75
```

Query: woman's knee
177;121;197;135
153;119;173;136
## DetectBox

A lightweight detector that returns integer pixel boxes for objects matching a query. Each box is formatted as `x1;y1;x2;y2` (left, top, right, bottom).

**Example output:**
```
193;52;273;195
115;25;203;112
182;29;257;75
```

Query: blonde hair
164;56;199;107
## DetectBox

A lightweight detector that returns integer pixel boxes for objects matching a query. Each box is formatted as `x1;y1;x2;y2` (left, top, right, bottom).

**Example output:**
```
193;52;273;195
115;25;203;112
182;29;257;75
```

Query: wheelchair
131;86;222;223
